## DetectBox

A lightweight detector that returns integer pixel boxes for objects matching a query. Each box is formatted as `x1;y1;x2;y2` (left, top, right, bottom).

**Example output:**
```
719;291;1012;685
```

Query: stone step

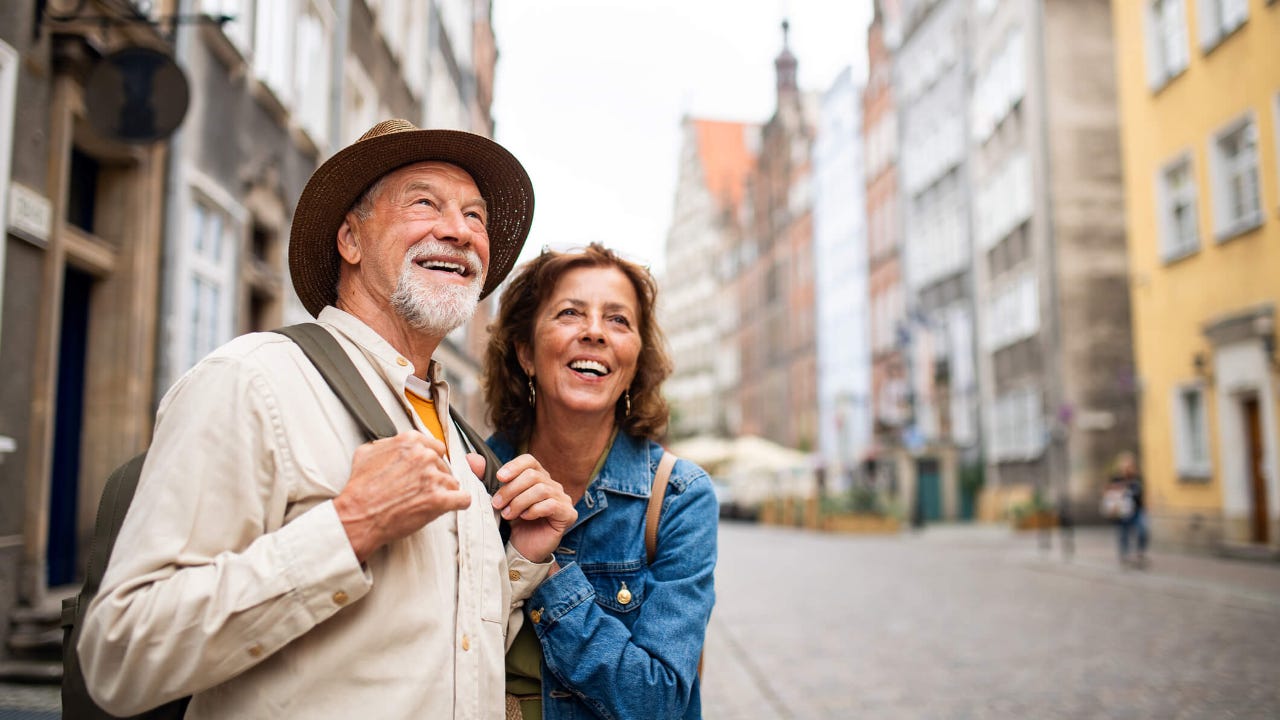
0;659;62;684
7;604;61;627
1217;541;1280;563
6;627;62;654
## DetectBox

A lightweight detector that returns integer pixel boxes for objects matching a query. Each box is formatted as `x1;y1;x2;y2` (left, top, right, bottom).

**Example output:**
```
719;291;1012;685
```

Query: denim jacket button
616;581;632;605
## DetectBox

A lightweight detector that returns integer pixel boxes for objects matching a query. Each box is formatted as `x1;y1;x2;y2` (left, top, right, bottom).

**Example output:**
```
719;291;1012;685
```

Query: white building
661;116;758;439
813;67;872;492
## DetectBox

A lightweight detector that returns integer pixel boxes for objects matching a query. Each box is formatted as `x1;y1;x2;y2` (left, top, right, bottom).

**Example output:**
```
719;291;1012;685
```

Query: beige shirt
79;307;548;719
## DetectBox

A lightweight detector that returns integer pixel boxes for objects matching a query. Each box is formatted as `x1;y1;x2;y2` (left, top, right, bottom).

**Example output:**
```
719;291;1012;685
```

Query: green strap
275;324;397;441
276;324;503;499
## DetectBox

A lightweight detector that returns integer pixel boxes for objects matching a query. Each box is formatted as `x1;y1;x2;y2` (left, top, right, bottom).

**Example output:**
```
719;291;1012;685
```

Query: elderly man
78;120;576;718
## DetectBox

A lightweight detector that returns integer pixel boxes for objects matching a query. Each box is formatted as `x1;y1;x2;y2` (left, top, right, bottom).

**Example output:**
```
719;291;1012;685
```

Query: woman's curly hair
483;243;673;444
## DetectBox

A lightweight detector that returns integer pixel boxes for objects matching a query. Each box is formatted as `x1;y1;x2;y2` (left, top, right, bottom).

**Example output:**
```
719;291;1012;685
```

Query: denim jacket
489;432;718;720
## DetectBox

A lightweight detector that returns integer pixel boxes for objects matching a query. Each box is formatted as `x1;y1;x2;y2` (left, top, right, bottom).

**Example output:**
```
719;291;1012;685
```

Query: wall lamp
1192;351;1212;381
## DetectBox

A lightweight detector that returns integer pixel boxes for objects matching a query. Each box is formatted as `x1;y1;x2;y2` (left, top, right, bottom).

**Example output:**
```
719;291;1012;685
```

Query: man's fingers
466;452;486;480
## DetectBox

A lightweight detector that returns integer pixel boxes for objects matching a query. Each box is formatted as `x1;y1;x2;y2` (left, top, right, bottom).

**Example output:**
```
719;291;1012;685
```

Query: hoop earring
624;389;632;417
528;378;536;407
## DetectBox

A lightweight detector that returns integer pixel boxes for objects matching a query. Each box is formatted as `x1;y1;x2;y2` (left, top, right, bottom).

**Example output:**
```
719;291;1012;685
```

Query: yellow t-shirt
404;389;447;457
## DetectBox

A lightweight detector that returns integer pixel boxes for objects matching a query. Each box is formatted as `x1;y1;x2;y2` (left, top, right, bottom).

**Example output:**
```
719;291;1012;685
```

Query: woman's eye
556;308;578;318
610;315;632;327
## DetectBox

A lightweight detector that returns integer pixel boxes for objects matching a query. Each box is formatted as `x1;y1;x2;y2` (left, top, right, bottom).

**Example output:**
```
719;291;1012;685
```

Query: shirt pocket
582;560;647;614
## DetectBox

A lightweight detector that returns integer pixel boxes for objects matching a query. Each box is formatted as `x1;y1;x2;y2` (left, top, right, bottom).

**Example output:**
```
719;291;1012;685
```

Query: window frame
1209;112;1263;242
1196;0;1249;53
1144;0;1189;91
1155;150;1201;262
1171;382;1213;480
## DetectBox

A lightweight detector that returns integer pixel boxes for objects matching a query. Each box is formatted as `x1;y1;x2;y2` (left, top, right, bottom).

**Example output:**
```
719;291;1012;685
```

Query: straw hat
289;119;535;317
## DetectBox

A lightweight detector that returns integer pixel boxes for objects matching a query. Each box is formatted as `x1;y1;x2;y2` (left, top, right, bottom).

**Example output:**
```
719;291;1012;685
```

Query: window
182;196;238;373
1144;0;1189;90
984;273;1039;351
988;387;1045;461
253;0;292;104
1156;153;1200;261
1172;384;1211;478
1196;0;1248;51
294;0;334;144
1210;115;1262;240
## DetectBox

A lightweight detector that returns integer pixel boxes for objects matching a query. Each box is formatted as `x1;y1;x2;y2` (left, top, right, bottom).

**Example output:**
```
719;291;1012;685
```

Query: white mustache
404;241;483;280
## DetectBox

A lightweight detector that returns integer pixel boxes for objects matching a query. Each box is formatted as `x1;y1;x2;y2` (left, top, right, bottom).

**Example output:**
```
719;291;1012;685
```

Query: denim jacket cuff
527;561;593;634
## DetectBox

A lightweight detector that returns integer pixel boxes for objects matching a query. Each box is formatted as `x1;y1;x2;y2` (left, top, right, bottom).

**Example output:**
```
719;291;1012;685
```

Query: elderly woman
482;243;717;719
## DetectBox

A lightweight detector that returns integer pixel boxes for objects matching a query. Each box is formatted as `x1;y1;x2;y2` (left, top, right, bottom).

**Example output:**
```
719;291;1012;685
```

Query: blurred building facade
0;0;500;676
969;0;1136;522
893;0;980;523
863;0;911;495
813;67;872;494
662;117;757;440
1114;0;1280;552
734;23;820;452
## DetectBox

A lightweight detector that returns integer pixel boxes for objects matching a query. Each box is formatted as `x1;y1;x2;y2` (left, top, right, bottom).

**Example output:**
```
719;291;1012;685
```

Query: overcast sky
491;0;872;276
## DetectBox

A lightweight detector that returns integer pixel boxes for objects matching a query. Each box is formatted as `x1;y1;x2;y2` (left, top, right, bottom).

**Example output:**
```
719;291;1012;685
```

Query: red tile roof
693;119;757;210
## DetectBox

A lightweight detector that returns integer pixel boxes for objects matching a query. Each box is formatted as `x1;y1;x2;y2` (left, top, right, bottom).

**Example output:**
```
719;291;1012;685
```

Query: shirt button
247;643;264;658
396;357;409;367
332;591;349;605
461;635;471;651
530;608;543;624
509;569;522;581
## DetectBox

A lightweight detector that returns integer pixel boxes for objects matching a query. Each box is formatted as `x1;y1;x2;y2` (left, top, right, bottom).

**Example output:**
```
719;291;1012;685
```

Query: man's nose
435;206;474;245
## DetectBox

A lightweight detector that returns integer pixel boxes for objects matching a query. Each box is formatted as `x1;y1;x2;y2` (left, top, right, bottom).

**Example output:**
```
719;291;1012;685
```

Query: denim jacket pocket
583;561;646;614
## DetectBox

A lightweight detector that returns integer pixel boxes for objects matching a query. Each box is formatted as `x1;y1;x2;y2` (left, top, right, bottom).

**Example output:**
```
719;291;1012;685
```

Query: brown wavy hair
483;243;672;444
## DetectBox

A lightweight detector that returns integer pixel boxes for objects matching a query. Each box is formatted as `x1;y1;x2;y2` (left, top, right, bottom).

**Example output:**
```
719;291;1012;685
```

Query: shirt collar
594;432;655;498
488;430;657;498
317;305;445;385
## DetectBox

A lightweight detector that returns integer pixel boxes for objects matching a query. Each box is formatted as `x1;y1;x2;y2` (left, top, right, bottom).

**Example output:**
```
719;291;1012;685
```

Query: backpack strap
642;450;704;676
276;324;508;540
645;451;678;564
275;324;396;441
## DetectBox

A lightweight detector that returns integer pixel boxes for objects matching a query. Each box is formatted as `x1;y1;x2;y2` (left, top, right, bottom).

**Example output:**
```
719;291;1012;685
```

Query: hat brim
289;128;534;317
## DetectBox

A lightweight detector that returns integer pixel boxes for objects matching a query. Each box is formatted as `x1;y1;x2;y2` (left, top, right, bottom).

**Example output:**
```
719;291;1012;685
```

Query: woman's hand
468;453;577;563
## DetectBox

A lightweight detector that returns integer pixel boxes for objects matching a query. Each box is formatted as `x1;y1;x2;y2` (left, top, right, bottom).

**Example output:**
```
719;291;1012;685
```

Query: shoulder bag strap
645;451;678;564
275;324;397;442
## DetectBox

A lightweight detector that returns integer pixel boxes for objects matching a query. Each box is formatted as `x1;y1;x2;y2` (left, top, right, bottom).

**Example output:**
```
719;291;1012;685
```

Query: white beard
390;241;484;336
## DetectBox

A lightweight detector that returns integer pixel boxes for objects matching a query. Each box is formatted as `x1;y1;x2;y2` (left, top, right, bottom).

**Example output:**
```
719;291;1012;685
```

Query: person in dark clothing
1110;451;1149;567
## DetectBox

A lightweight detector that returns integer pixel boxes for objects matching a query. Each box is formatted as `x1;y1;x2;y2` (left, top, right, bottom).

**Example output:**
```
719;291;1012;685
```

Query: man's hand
334;431;472;562
469;453;576;563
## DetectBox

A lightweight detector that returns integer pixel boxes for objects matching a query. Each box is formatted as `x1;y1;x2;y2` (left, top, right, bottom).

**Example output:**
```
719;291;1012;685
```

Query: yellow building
1113;0;1280;552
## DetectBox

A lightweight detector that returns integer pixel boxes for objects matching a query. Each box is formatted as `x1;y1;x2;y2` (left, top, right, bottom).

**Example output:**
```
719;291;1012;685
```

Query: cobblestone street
701;523;1280;719
4;523;1279;718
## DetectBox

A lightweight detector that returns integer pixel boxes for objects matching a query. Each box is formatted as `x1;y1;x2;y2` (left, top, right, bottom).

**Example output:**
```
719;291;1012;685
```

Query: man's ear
337;216;361;265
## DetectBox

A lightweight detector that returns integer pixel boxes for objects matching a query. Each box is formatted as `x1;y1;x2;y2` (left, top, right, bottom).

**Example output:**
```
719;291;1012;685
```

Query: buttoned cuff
277;499;372;624
525;561;593;635
505;545;554;603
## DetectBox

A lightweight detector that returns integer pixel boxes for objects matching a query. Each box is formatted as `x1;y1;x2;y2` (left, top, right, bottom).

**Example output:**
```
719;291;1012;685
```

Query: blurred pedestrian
483;243;718;719
1108;451;1149;568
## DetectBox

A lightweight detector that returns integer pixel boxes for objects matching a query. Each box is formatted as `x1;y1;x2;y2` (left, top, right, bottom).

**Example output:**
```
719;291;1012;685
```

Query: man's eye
415;198;436;208
465;210;486;222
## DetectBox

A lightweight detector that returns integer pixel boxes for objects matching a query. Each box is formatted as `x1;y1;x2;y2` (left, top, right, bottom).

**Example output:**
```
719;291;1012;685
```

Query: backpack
61;323;504;719
1099;484;1135;520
